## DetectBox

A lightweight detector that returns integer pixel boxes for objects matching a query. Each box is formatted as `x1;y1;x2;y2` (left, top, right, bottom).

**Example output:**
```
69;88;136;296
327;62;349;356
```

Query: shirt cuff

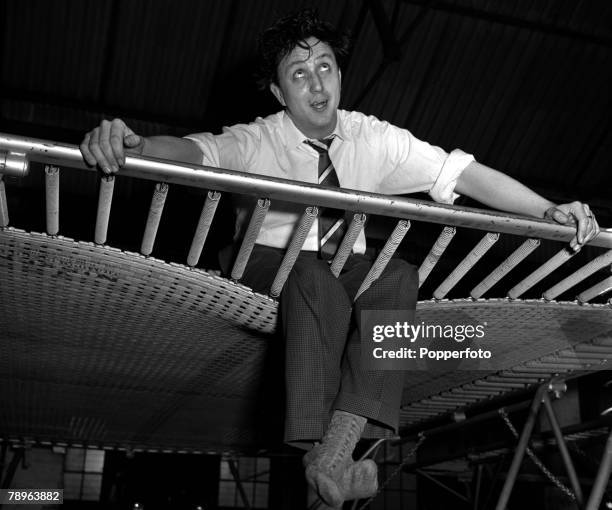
429;149;475;204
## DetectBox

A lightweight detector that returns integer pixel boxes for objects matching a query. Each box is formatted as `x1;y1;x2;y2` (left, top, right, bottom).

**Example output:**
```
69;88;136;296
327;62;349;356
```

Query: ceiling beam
400;0;612;47
367;0;402;61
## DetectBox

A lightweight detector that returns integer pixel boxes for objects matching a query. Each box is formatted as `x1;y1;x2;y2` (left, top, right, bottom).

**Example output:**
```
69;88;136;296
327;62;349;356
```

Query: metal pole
0;177;8;227
542;392;584;505
416;469;469;503
140;182;168;256
44;165;60;235
473;464;483;510
227;459;252;510
495;384;548;510
0;449;23;489
585;428;612;510
1;133;612;247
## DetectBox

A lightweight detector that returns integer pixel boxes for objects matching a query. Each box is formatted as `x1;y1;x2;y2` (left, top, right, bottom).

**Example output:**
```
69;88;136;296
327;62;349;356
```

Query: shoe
303;411;377;507
341;458;378;500
306;485;342;510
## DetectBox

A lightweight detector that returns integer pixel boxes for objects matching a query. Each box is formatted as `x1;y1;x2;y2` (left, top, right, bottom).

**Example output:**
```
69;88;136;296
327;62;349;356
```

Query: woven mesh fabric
0;228;610;452
0;228;280;452
400;300;612;426
406;300;612;401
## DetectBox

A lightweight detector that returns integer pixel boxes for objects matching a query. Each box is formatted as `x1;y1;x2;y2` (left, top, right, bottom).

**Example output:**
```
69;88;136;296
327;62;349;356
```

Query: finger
552;209;571;224
110;119;126;166
583;204;593;243
123;125;142;150
573;203;591;245
88;127;113;175
582;205;600;244
546;206;573;225
98;120;118;172
570;236;582;252
124;134;142;148
79;132;97;166
591;216;601;240
583;222;598;245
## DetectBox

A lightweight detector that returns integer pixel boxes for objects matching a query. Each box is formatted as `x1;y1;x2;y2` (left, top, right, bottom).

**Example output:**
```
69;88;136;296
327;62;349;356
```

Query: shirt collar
281;109;348;149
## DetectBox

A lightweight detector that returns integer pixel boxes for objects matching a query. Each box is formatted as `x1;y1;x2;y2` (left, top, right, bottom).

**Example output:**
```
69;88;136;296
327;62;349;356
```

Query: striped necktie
305;138;346;260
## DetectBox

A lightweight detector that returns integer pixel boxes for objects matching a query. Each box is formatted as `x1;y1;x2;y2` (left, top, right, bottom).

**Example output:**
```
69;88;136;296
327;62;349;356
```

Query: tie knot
305;137;334;153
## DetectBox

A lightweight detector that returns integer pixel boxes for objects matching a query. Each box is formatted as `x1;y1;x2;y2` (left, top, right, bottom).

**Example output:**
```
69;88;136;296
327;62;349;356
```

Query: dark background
1;0;610;215
1;0;610;296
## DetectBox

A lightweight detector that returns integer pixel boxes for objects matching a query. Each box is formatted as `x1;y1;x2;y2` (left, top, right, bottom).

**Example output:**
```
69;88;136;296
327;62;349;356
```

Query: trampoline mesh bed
1;229;610;454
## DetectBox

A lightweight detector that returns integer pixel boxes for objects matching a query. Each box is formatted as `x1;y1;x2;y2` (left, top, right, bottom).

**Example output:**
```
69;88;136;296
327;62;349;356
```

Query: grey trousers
221;245;418;443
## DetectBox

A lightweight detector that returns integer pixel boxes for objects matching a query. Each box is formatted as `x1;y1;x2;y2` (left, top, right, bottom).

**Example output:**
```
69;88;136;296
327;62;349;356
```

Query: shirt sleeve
183;123;259;171
183;132;222;167
375;121;475;204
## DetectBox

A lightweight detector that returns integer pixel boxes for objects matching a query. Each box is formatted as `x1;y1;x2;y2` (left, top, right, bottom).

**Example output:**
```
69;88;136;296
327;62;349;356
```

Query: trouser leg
221;245;418;441
334;259;418;436
221;245;353;442
281;255;353;443
281;256;418;441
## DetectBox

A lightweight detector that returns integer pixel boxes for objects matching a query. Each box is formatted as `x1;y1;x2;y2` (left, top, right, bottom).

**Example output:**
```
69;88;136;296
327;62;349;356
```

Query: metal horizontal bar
443;390;491;399
538;353;604;363
551;353;609;362
409;401;459;409
499;370;549;379
429;395;481;403
401;407;440;415
407;401;458;410
472;380;525;389
573;345;612;355
402;414;441;422
2;133;611;248
489;376;541;385
401;411;439;419
451;386;500;395
526;360;594;370
401;407;439;414
508;366;570;374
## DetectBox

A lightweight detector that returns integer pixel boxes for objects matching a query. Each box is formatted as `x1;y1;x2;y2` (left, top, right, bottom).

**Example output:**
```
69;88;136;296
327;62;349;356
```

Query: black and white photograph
0;1;611;509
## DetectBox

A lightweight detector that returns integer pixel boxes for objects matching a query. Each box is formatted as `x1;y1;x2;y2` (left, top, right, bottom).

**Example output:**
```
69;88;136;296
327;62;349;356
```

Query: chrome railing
1;132;611;303
2;133;611;247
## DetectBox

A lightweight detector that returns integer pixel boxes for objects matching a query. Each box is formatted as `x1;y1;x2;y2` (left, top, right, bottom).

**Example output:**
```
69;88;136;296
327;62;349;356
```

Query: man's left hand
544;201;600;251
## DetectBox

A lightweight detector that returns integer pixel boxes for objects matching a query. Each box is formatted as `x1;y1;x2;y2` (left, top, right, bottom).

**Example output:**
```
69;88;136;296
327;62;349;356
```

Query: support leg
585;428;612;510
542;392;584;505
495;384;548;510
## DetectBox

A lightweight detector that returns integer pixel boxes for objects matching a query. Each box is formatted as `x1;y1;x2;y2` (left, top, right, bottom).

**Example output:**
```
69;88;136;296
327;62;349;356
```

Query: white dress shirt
185;110;474;253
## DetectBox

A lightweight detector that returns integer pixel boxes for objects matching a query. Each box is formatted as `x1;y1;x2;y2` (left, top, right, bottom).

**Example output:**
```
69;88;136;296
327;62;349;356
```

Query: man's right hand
80;118;145;175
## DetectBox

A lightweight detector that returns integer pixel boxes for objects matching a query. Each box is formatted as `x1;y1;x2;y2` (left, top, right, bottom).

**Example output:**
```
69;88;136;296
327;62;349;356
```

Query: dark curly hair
255;8;351;90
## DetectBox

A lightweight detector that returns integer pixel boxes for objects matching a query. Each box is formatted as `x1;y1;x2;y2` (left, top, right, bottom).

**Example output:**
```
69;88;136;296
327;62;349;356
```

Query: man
81;9;599;509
